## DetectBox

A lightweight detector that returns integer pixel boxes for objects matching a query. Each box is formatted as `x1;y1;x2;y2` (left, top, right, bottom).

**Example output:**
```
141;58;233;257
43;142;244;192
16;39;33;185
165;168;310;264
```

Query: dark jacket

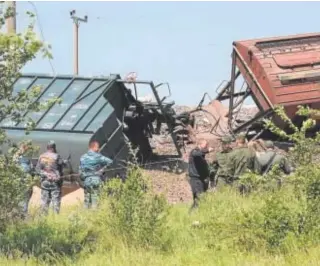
188;148;210;180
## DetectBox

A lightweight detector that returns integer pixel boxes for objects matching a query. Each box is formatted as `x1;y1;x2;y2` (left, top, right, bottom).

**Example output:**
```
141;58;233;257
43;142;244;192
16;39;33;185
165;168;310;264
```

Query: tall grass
0;163;319;266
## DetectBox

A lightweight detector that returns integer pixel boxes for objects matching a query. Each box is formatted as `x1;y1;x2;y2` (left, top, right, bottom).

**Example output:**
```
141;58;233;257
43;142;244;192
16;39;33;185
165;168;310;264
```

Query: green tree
0;5;59;232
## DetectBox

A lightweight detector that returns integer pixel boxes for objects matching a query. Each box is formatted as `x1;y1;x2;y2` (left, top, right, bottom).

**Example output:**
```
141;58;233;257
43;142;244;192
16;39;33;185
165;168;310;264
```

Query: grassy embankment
0;163;319;266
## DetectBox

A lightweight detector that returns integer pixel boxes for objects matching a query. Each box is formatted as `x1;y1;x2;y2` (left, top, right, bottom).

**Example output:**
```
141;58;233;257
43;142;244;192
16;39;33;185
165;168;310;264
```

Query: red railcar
217;32;320;135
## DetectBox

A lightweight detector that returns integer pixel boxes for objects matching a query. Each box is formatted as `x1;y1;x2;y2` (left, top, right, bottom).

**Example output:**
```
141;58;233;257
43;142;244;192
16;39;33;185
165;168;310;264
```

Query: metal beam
219;90;247;101
35;78;75;126
149;82;182;157
83;102;108;131
0;76;38;124
116;79;154;85
233;46;274;109
215;70;240;101
52;79;95;129
73;80;111;105
232;109;274;134
15;77;58;126
228;51;237;128
1;126;93;134
71;83;112;131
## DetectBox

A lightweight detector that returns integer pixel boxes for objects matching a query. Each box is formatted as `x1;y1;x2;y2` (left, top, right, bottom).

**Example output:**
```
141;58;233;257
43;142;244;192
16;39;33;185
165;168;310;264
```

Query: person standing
210;136;234;188
230;133;256;179
188;139;213;209
79;140;113;209
36;140;64;215
14;143;34;219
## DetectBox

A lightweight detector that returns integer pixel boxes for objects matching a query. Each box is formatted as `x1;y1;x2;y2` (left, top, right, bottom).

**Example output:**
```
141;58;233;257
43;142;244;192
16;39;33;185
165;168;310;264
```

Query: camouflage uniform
210;136;234;188
15;152;34;218
79;150;113;209
210;148;233;187
254;141;292;175
228;145;255;193
229;146;255;179
36;148;64;215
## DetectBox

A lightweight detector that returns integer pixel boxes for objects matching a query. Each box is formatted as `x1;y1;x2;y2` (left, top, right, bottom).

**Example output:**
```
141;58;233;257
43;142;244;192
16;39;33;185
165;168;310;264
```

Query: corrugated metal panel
1;74;129;174
0;75;115;133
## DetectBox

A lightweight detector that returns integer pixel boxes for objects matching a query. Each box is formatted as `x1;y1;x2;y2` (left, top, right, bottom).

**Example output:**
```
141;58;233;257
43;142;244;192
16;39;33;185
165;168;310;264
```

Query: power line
27;1;56;75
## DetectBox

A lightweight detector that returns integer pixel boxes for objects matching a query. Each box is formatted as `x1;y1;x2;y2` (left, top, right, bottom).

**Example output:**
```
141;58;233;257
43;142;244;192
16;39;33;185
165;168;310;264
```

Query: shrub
0;4;60;232
0;210;94;263
97;166;171;250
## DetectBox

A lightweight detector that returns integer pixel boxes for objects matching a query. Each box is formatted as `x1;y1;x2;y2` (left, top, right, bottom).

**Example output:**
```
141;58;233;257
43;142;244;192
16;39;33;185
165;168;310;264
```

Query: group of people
188;134;293;209
13;133;293;216
14;139;113;217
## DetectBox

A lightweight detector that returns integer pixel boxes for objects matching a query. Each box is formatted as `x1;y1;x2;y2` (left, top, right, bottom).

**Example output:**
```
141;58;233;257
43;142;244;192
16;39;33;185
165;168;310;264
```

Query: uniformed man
79;140;113;209
210;136;234;188
227;134;256;193
230;133;256;178
14;143;34;218
36;140;64;215
188;139;213;209
254;140;292;175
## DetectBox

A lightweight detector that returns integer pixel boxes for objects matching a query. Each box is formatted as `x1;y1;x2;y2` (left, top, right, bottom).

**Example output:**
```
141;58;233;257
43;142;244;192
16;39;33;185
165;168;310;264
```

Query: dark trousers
189;177;209;209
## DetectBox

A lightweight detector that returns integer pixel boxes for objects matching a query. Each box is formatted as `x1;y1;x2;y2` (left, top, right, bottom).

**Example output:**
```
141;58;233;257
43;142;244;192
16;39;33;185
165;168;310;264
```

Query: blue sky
15;1;320;105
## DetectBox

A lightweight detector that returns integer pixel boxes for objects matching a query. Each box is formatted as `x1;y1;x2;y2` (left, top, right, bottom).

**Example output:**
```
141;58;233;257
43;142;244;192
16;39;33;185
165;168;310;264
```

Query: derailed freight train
214;32;320;139
0;73;195;195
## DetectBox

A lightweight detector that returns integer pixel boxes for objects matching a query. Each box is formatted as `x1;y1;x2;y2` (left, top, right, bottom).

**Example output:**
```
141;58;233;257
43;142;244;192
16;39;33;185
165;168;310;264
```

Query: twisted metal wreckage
2;32;320;196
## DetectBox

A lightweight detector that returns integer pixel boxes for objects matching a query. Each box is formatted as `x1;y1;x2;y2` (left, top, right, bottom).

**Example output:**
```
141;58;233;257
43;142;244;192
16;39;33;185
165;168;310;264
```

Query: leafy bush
238;190;306;253
0;5;60;233
0;210;94;263
97;166;171;250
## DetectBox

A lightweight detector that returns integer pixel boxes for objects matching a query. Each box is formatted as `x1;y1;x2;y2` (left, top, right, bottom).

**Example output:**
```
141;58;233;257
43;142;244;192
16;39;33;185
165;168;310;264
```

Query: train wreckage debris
2;32;320;196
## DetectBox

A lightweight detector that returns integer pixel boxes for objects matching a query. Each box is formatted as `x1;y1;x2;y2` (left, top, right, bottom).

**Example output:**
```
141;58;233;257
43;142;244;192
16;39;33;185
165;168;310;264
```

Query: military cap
221;135;233;144
264;140;274;149
47;140;56;149
236;132;246;140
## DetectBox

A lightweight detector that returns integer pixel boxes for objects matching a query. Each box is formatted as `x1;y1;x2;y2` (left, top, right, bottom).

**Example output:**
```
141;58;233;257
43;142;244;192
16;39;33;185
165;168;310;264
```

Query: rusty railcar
216;32;320;138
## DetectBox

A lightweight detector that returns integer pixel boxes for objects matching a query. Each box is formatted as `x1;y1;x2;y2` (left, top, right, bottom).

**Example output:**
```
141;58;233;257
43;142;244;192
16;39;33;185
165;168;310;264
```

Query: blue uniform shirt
16;155;34;174
79;150;113;180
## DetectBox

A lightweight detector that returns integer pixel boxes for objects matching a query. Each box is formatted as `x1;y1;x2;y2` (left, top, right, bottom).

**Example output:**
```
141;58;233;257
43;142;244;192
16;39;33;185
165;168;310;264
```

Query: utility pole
70;10;88;76
6;1;16;34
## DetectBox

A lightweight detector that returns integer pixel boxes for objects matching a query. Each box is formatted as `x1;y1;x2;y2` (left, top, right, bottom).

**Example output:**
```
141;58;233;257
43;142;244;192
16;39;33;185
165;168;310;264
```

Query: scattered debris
153;103;258;162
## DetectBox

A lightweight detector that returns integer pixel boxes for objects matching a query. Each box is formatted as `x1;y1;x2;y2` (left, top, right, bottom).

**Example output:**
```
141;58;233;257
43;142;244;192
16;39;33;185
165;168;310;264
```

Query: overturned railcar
215;32;320;139
1;74;186;196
